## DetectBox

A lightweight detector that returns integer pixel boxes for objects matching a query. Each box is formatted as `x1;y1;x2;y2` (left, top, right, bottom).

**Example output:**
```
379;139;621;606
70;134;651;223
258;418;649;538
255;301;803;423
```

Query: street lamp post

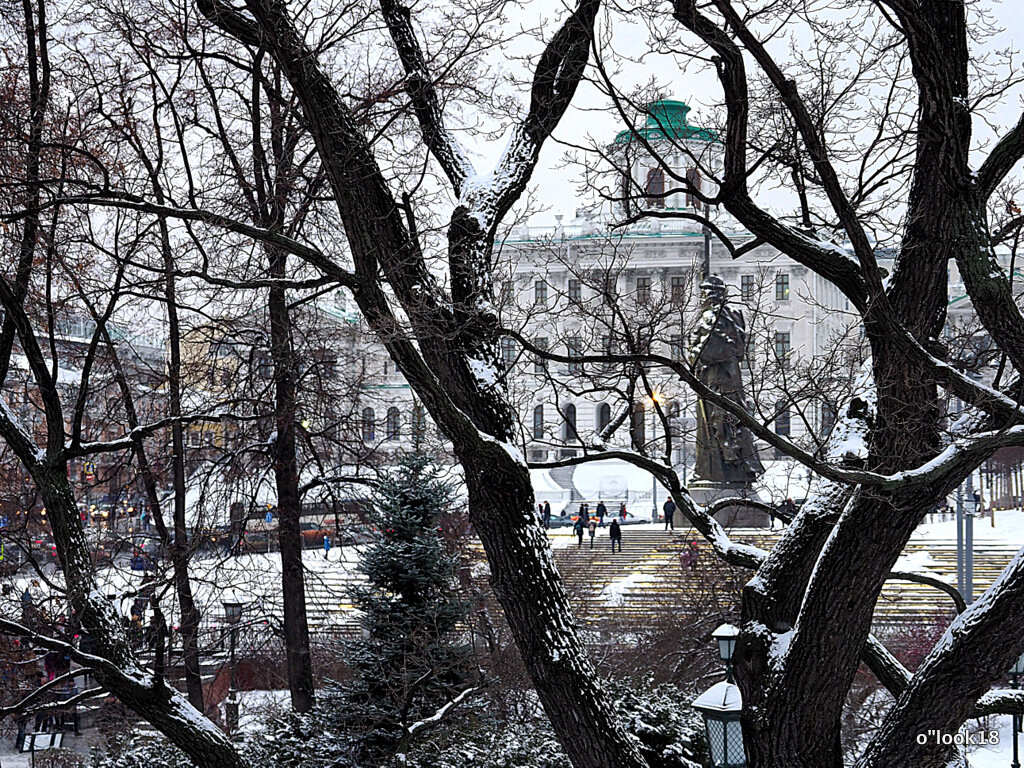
713;623;740;682
1010;650;1024;768
222;597;244;736
694;622;745;768
696;626;745;768
649;392;665;524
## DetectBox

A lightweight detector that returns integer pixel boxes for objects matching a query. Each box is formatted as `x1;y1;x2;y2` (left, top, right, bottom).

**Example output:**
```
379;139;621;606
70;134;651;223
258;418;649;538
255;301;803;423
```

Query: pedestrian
542;501;551;529
596;500;607;528
573;517;585;548
686;540;699;571
663;497;676;530
619;502;627;521
609;518;622;553
323;534;332;560
587;517;597;548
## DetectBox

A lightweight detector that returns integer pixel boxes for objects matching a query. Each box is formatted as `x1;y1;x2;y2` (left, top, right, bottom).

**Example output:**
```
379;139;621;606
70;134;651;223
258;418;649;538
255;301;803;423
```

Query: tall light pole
222;597;244;736
1010;650;1024;768
648;391;666;524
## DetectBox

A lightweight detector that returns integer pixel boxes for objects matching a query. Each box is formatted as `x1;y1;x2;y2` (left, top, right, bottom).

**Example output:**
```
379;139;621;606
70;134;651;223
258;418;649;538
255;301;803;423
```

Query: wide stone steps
541;528;1019;627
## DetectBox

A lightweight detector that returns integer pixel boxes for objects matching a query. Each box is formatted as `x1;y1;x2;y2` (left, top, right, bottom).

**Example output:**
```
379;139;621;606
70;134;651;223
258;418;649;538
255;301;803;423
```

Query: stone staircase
541;528;1020;628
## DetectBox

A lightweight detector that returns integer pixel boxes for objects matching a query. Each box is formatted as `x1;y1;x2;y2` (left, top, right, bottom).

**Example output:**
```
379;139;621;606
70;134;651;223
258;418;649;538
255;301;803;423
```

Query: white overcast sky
461;0;1024;229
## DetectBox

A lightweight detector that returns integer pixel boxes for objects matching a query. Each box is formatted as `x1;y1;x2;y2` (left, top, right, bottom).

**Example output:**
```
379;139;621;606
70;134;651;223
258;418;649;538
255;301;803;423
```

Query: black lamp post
1011;650;1024;768
694;623;746;768
222;597;244;736
713;623;740;682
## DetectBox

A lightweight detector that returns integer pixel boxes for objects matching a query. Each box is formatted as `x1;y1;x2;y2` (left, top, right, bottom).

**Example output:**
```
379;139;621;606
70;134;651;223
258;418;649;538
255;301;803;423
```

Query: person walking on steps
587;517;597;549
619;502;627;521
573;517;585;547
609;518;622;553
663;497;676;530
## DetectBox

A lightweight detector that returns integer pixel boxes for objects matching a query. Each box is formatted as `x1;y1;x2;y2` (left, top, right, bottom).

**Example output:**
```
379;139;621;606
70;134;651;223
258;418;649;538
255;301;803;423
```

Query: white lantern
713;623;740;663
693;681;746;768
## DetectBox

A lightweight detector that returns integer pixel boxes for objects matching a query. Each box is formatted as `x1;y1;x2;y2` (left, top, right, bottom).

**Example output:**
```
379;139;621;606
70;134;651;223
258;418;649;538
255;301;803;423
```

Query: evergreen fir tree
337;452;472;761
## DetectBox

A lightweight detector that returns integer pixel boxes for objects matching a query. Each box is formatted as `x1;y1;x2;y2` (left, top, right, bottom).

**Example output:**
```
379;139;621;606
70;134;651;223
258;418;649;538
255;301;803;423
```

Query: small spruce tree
339;452;472;760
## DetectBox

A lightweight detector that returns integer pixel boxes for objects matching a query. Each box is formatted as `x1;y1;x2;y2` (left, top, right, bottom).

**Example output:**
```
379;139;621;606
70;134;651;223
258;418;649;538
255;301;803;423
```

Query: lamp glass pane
1012;650;1024;675
705;718;726;766
718;637;736;662
725;719;746;766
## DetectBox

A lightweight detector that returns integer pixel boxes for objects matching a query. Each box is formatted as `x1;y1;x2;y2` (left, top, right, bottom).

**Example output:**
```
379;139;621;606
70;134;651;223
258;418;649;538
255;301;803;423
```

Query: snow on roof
572;459;657;500
692;680;742;713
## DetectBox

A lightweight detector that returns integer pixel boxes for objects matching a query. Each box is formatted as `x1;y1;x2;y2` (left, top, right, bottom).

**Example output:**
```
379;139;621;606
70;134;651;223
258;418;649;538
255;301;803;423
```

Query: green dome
615;99;716;144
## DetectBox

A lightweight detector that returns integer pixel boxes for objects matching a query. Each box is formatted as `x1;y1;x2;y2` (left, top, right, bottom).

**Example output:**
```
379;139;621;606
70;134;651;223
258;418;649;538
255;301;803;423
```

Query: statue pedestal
687;482;770;528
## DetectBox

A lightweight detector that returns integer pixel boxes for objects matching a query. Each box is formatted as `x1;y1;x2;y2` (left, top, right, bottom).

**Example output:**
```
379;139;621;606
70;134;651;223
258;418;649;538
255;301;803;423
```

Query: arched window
630;403;646;447
645;168;665;208
597;403;611;432
385;407;401;441
562;404;577;442
533;405;545;440
361;407;376;442
775;399;791;437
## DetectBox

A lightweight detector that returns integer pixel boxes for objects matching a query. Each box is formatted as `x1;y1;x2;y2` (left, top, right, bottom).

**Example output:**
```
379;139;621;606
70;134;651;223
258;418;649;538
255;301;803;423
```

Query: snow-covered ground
913;508;1024;546
599;572;656;606
963;717;1022;767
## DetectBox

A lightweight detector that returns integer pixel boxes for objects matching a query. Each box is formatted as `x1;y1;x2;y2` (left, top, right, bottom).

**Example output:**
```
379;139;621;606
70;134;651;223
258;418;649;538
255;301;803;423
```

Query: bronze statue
690;275;764;485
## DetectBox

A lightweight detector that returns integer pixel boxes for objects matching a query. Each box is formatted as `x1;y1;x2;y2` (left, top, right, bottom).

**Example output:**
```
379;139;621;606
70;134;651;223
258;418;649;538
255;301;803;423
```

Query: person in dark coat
619;502;627;521
663;498;676;530
609;519;622;553
596;500;607;528
587;518;597;549
542;501;552;529
573;517;585;547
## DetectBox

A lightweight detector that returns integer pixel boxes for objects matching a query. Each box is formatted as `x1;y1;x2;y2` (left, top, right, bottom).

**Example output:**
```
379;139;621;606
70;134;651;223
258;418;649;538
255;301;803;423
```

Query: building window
533;405;545;440
500;281;514;304
534;280;548;306
671;275;687;303
534;337;548;375
774;331;792;368
685;167;703;210
562;404;577;442
776;272;790;301
597;403;611;432
568;278;582;302
670;334;685;362
500;337;516;365
385;407;401;441
741;274;756;303
645;168;665;208
361;407;376;442
567;337;582;374
636;276;651;304
820;402;837;437
775;399;791;437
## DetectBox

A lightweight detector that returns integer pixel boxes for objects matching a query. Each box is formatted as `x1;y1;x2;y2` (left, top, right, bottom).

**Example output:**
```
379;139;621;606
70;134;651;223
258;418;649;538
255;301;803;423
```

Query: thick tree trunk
458;443;650;768
268;249;316;713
